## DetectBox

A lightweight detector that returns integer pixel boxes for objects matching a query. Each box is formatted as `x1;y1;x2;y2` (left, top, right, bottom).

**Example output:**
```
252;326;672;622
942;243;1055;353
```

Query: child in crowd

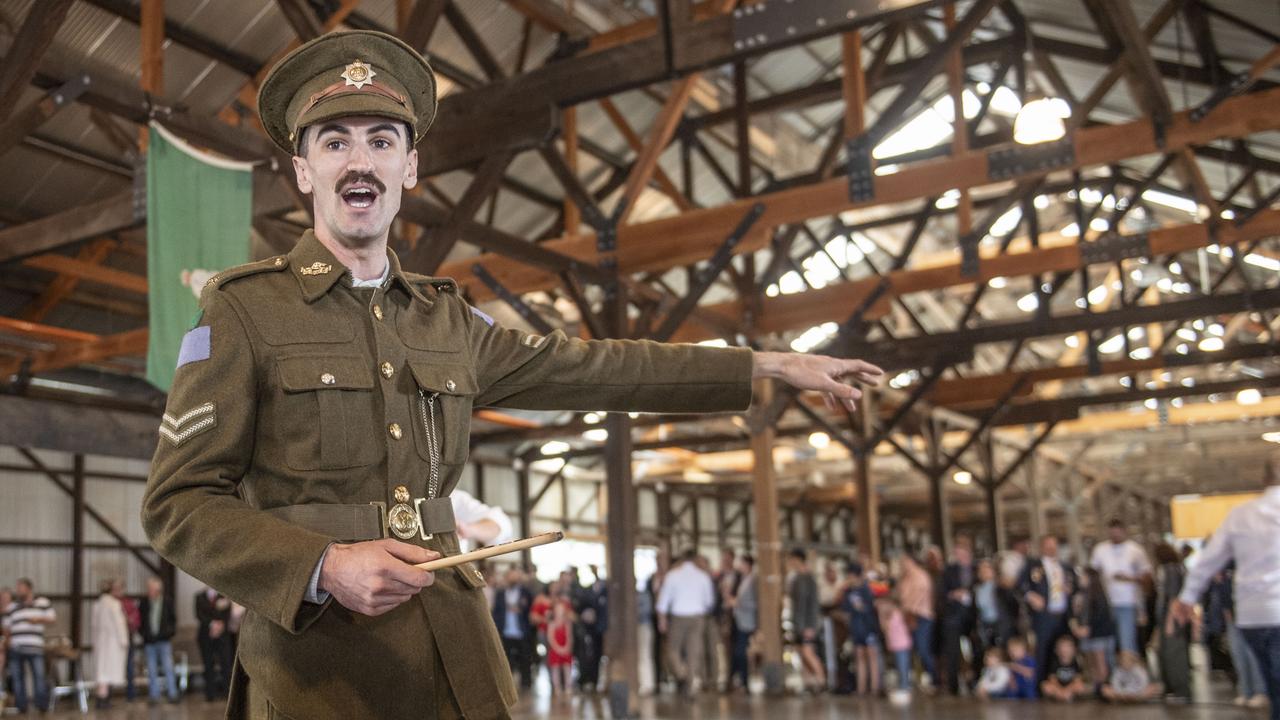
546;602;574;695
1006;636;1038;699
1101;650;1162;703
1041;636;1088;702
879;596;913;690
841;561;882;695
975;647;1014;699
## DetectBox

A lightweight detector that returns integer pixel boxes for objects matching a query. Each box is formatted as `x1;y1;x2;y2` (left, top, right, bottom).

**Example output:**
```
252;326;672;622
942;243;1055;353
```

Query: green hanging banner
145;122;253;391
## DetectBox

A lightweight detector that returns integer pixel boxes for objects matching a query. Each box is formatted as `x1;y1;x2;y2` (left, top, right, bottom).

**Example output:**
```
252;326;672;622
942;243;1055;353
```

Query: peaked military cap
257;30;437;155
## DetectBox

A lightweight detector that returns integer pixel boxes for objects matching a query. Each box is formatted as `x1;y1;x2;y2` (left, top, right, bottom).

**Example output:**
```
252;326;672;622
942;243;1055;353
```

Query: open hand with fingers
318;538;439;616
753;351;884;411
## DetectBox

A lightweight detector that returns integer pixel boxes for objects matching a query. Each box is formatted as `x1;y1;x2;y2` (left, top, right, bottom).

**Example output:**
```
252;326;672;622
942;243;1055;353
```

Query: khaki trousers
666;614;707;685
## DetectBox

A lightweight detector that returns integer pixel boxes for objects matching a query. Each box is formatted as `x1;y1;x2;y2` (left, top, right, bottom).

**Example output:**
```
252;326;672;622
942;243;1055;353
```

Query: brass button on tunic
142;230;755;720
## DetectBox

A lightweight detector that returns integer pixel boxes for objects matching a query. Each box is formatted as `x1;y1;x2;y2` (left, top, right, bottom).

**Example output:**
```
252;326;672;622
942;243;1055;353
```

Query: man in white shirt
656;548;715;692
1173;454;1280;720
1091;519;1152;654
450;488;513;550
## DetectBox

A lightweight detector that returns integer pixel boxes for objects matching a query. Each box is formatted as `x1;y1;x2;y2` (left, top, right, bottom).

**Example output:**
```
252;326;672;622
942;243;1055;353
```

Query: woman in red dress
546;601;575;695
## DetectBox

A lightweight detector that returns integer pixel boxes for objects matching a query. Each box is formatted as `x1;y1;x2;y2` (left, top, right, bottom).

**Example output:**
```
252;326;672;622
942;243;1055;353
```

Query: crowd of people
2;463;1277;717
613;518;1273;714
0;575;240;712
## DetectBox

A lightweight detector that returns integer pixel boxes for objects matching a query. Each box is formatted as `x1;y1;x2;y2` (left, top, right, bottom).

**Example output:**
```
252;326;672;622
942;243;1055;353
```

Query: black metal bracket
1152;117;1167;151
1189;71;1250;123
1078;231;1151;266
845;135;874;202
470;263;555;336
651;203;765;342
730;0;931;52
987;137;1075;181
959;230;982;278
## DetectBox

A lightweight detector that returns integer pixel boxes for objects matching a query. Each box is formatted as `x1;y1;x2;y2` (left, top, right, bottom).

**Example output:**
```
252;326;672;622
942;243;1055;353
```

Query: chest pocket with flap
277;355;380;471
407;361;477;466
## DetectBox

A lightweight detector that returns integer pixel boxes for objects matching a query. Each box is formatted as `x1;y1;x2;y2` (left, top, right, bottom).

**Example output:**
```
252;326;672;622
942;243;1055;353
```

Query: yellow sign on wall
1171;492;1262;540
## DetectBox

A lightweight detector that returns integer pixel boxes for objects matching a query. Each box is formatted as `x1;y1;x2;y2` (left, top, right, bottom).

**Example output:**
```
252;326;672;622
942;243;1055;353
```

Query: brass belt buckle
413;498;433;541
387;486;421;540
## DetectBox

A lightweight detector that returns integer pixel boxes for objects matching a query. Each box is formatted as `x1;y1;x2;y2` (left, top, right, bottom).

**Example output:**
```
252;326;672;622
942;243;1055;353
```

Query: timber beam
666;207;1280;343
439;87;1280;303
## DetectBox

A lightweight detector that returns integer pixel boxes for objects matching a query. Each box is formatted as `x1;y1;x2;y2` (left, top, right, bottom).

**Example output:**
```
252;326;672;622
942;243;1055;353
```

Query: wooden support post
750;379;785;694
979;434;1000;553
733;59;751;196
715;497;727;551
1026;456;1044;541
854;390;880;563
139;0;164;148
1064;474;1084;565
473;462;486;503
840;29;866;139
563;106;581;235
71;453;85;648
924;419;950;551
944;2;973;233
604;411;638;712
516;464;532;566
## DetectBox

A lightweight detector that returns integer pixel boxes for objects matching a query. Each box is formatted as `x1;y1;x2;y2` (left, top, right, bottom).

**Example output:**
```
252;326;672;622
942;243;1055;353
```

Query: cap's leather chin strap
297;79;409;125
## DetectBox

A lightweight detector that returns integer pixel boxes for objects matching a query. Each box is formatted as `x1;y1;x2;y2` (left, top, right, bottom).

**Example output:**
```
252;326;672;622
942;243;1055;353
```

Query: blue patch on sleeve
470;306;495;327
175;325;211;369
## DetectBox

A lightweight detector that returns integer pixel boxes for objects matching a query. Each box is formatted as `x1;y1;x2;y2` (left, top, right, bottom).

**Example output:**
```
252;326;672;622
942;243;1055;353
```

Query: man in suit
139;577;179;704
1019;535;1076;682
491;567;534;689
195;587;233;701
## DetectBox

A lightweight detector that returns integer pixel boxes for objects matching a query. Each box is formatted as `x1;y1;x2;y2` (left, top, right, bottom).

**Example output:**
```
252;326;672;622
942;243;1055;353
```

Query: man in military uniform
142;30;882;719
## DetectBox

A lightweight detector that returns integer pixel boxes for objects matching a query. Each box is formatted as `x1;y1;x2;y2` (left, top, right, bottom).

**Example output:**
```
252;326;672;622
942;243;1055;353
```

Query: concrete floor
21;692;1267;719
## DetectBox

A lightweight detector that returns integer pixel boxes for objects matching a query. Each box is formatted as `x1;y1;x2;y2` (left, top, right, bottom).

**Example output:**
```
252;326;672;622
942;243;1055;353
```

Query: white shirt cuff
304;544;333;605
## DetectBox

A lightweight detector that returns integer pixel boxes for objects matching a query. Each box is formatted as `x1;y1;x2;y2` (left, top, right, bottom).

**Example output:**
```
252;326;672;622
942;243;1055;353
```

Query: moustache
335;171;386;195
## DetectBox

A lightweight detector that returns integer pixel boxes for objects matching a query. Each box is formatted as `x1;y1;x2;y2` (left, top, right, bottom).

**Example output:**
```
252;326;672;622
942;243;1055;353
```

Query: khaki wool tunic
142;230;754;719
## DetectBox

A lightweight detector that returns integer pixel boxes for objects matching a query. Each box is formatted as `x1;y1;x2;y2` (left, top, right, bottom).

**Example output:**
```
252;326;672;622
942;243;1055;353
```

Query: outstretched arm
752;352;883;411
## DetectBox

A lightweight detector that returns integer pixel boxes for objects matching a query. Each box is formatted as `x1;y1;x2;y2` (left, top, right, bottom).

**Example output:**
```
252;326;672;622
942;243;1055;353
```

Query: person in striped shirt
2;578;56;712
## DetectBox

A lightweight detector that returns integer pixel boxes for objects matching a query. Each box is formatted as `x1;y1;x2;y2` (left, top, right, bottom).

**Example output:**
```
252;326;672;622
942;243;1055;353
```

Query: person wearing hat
142;29;883;719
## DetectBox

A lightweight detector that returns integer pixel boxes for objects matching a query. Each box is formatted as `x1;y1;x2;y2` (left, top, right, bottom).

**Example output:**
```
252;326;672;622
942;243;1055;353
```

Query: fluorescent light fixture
988;276;1008;289
1245;253;1280;272
1144;398;1158;410
583;428;609;442
1198;337;1224;352
809;432;830;449
1013;97;1069;144
1016;293;1039;312
1237;388;1262;405
584;412;601;424
1060;222;1080;237
697;338;728;348
1263;431;1280;444
1098;334;1125;354
1129;347;1153;360
778;271;805;295
1034;194;1050;210
790;322;838;353
1208;323;1225;336
1064;334;1080;348
541;441;570;456
1142;189;1198;214
953;471;973;486
1087;284;1108;304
